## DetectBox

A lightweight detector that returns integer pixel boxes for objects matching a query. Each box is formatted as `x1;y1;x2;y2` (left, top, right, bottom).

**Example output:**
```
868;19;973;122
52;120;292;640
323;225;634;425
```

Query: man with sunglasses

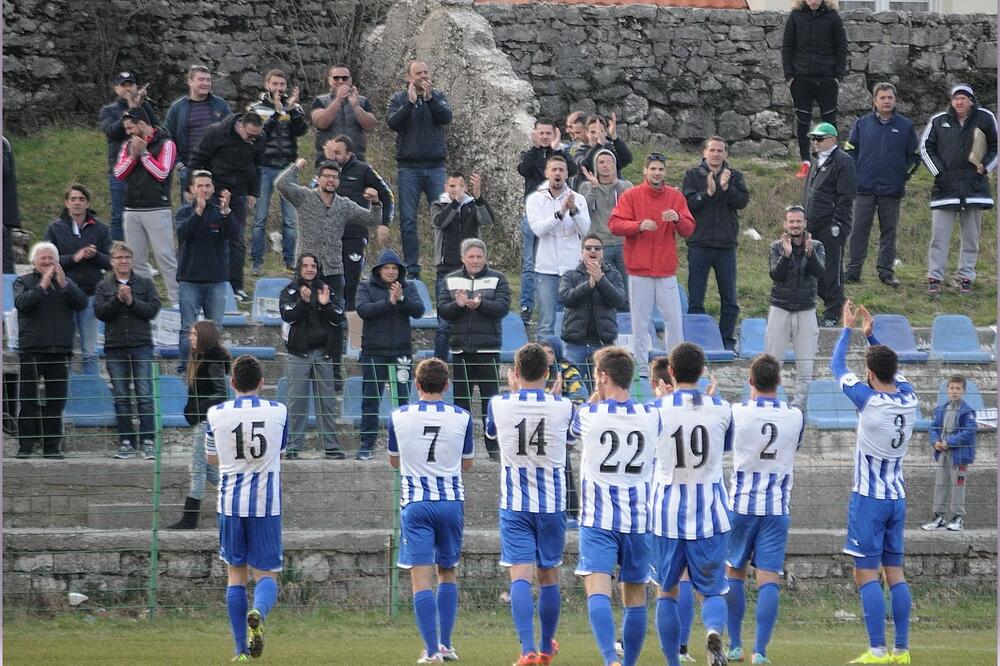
311;65;377;163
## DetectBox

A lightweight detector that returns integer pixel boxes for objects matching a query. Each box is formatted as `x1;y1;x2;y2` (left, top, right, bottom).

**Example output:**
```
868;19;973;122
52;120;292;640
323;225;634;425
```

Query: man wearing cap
802;122;855;327
609;153;696;372
843;82;920;289
100;72;160;241
919;83;998;296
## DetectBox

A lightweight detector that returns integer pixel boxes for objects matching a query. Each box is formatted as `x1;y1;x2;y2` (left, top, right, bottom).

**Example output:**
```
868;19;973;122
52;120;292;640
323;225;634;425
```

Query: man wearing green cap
802;121;856;327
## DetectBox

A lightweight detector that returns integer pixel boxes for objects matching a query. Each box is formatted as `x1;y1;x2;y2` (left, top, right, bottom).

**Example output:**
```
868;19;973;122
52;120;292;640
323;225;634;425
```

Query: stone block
13;553;53;573
944;52;969;71
686;56;710;76
718;110;751;141
297;552;331;583
846;24;884;43
729;25;764;42
910;24;951;47
976;42;997;69
867;44;910;73
52;551;120;575
165;554;210;578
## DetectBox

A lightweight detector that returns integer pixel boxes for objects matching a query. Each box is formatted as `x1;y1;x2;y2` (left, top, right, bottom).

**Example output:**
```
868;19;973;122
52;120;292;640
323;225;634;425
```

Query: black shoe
285;449;299;460
880;275;900;289
959;278;972;295
168;497;201;530
520;306;532;326
325;449;346;460
487;449;501;462
15;448;33;459
820;318;840;328
845;274;861;284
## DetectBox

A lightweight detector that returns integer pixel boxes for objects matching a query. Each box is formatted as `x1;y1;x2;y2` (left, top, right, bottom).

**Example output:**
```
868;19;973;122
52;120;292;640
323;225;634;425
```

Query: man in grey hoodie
577;148;632;297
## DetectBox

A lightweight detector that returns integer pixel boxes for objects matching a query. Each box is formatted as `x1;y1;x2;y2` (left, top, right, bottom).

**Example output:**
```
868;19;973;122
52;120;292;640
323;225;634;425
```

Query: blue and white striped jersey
388;400;475;507
572;399;660;533
650;389;734;539
206;396;288;518
486;389;575;513
729;397;804;516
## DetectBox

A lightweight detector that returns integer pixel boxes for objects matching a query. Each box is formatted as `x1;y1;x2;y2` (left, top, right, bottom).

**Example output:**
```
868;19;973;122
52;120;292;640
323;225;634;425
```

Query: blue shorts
844;492;905;569
499;509;566;569
650;532;729;596
726;513;791;574
399;500;465;569
576;526;650;584
218;514;283;572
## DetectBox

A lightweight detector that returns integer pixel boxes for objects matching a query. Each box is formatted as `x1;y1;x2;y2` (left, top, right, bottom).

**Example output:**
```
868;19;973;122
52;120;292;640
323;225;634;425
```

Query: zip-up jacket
431;192;496;273
928;400;977;466
43;212;113;295
279;258;342;358
526;183;591;276
781;1;848;81
175;198;241;283
248;93;309;168
559;260;628;345
386;90;452;167
920;104;999;210
768;239;826;312
845;111;921;198
437;265;511;354
517;145;580;198
608;181;696;277
356;249;425;357
188;114;265;197
13;270;88;353
577;148;630;246
93;271;161;349
99;98;160;168
113;127;176;209
803;146;856;233
186;345;231;425
164;94;231;166
336;154;394;238
578;138;633;181
682;159;750;249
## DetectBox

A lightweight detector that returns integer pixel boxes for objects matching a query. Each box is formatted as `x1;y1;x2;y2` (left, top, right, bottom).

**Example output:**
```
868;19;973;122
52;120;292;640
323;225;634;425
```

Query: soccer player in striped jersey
573;347;660;666
833;302;917;665
649;342;733;666
388;358;475;664
723;354;804;665
486;343;575;666
205;355;289;663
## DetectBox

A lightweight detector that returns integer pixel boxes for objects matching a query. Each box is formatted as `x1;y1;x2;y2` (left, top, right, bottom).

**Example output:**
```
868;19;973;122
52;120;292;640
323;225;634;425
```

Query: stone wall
474;3;998;156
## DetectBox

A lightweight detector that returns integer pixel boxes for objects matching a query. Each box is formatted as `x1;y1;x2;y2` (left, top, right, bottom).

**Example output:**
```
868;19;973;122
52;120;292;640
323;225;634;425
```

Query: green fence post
147;362;164;618
388;362;402;619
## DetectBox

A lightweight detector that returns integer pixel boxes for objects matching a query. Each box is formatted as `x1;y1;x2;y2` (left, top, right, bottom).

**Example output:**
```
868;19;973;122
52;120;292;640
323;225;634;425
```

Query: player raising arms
388;358;476;664
724;354;805;665
649;342;733;666
833;302;917;665
573;347;661;666
486;343;575;666
205;355;289;663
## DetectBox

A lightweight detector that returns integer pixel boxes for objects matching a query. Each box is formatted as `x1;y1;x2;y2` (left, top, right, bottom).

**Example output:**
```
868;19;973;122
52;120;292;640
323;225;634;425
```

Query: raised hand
218;189;232;213
287;86;300;107
299;285;313;303
117;283;133;305
407;82;418;104
470;172;482;198
363;187;379;203
719;168;732;191
607;111;618;139
580;166;599;187
781;233;793;257
662;209;679;223
842;299;857;329
454;289;469;307
803;231;814;256
317;283;331;305
858;304;874;338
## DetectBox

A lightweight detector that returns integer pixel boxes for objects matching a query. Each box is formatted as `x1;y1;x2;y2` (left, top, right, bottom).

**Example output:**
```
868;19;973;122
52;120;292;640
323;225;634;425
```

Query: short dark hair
534;118;556;129
318;160;341;176
330;134;354;152
189;170;213;187
586;114;607;129
187;65;211;79
947;374;967;389
650;356;671;385
242;111;264;127
515;343;549;382
669;342;705;384
327;63;351;77
566;111;584;125
703;135;728;150
122;107;151;124
447;171;466;181
545;154;567;168
65;183;91;201
865;345;898;384
416;358;449;394
265;68;287;82
749;354;781;393
232;355;263;392
596;346;633;391
581;233;603;248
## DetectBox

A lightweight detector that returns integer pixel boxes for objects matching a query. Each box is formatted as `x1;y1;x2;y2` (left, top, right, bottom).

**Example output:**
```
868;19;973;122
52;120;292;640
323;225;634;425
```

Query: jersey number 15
232;421;268;460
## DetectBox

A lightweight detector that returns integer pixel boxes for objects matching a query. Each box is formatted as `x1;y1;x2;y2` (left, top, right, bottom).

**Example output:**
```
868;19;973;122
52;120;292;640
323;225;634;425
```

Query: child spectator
922;375;977;532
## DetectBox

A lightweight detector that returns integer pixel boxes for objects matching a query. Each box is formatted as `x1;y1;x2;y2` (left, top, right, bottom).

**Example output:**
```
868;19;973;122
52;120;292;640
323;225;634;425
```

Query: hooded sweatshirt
356;249;425;357
577;148;631;247
279;255;342;357
608;180;696;277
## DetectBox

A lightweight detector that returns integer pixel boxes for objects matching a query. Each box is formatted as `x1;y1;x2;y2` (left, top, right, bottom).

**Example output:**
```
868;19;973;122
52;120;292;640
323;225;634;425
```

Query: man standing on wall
311;64;378;163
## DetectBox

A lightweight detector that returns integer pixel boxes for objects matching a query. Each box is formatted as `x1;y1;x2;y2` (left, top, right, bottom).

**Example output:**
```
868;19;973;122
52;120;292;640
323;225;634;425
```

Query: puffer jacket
437;265;511;354
781;1;848;81
93;271;161;349
920;104;999;210
767;239;826;312
248;93;309;168
558;261;627;345
431;192;496;273
356;249;425;357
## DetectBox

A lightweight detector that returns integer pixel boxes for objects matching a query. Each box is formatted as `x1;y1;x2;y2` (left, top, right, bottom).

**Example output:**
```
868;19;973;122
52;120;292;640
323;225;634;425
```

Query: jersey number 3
232;421;268;460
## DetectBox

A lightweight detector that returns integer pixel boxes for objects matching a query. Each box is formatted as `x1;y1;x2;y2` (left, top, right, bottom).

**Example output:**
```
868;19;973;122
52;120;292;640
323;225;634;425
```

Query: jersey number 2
232;421;268;460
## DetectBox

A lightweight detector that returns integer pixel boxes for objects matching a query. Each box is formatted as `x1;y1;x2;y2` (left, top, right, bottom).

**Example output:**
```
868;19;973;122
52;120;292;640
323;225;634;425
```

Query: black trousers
790;78;839;162
18;352;70;455
847;195;901;280
319;274;346;384
810;222;846;322
342;236;367;312
452;352;500;454
229;195;248;293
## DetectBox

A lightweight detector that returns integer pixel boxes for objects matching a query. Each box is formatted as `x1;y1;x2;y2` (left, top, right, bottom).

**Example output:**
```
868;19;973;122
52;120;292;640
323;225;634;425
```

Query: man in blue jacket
164;65;231;197
844;83;920;289
922;375;977;533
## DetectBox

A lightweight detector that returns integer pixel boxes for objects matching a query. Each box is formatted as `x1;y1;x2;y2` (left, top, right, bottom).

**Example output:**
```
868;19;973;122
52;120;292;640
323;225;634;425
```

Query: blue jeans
534;273;562;339
189;426;219;501
563;341;604;391
74;295;99;375
105;345;155;445
520;216;536;310
178;281;227;371
251;165;297;267
359;354;410;449
686;245;739;349
108;170;126;241
397;166;447;278
603;243;628;301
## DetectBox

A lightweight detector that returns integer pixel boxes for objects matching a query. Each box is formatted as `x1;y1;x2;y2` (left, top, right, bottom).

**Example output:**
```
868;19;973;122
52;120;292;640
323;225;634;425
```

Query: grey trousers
927;207;983;281
847;194;900;280
932;449;968;518
123;207;179;304
629;274;684;371
764;305;819;402
286;350;340;452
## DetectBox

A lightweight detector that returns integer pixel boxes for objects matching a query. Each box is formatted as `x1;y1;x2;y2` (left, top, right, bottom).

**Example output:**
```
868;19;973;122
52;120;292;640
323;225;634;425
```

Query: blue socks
510;579;536;654
413;589;438;656
725;578;745;649
437;582;459;649
253;577;277;620
656;597;681;666
678;580;694;650
538;584;560;656
701;594;727;635
890;582;911;651
587;594;617;664
226;585;248;655
859;580;887;649
622;604;647;666
755;582;780;657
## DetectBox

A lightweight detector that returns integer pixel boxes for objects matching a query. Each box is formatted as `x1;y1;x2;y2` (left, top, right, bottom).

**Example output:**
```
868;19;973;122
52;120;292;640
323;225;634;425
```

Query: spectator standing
920;84;998;296
93;241;161;460
248;70;308;274
609;153;695;372
922;375;977;533
802;122;856;327
577;148;632;294
43;184;113;375
844;82;920;289
578;113;633;181
13;242;87;458
386;60;453;280
311;64;377;163
2;136;19;274
165;65;231;195
99;71;160;241
782;0;848;178
188;112;267;301
114;106;180;305
564;111;589;163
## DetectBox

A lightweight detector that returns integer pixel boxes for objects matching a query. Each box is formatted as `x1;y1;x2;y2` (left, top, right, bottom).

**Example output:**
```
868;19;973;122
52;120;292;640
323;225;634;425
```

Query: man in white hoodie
526;155;591;339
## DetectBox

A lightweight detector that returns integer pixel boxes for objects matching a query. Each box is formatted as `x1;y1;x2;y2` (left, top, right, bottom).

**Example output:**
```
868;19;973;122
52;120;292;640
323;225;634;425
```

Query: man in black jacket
558;234;627;388
577;113;633;183
803;122;856;327
3;137;19;274
13;242;88;458
43;184;113;375
682;136;750;351
764;206;825;405
438;238;511;460
189;112;267;300
94;241;162;459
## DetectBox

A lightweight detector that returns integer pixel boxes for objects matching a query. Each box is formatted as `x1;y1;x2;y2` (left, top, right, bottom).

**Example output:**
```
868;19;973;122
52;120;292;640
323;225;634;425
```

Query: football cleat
751;655;772;665
891;650;911;664
246;609;264;658
438;644;460;661
707;630;729;665
726;645;745;662
418;650;444;663
679;653;698;663
848;649;893;664
513;653;541;666
231;654;250;663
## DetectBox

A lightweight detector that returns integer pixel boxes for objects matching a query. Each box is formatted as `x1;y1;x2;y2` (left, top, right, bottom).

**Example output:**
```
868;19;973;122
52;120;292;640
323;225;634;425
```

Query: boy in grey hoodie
577;148;632;296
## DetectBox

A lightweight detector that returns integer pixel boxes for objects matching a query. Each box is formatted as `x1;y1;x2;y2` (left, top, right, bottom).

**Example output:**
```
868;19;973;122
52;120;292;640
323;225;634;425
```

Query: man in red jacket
609;153;695;373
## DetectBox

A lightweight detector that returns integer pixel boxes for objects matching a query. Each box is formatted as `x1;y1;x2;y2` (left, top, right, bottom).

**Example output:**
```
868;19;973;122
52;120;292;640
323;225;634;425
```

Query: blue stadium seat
500;313;529;362
251;277;289;326
682;314;735;362
2;273;16;313
230;345;277;360
157;374;191;427
341;375;395;427
804;379;859;430
65;374;117;427
872;314;928;363
738;317;795;362
615;312;663;358
276;376;316;427
223;284;249;327
156;346;181;359
410;280;438;329
929;315;994;363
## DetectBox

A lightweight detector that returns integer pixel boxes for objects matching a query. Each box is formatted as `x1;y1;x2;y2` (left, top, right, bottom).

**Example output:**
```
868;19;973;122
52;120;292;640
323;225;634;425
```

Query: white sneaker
679;652;697;662
417;650;443;663
921;515;946;530
946;516;963;531
438;644;459;661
